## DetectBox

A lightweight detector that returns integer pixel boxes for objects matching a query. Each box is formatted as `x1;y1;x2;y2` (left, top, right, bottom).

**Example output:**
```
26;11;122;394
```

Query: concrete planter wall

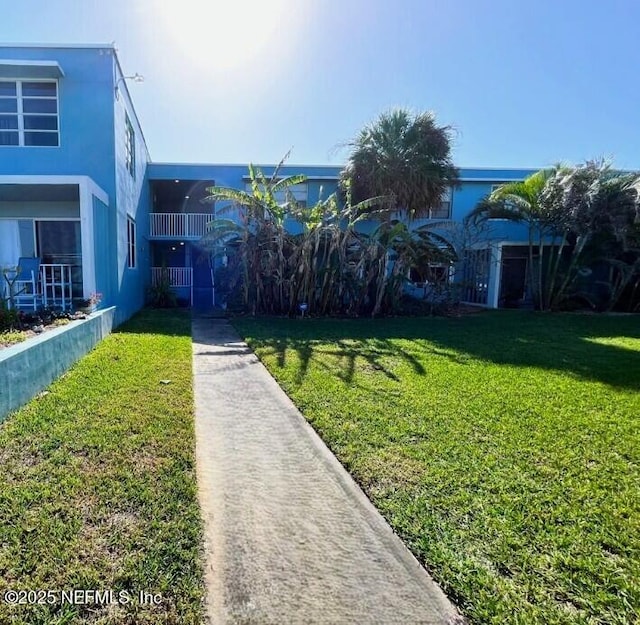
0;307;116;421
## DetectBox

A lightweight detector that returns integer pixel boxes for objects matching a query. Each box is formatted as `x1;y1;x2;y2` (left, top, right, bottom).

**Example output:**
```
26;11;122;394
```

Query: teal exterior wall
0;44;150;325
112;75;151;323
0;307;116;421
0;46;116;190
92;195;113;306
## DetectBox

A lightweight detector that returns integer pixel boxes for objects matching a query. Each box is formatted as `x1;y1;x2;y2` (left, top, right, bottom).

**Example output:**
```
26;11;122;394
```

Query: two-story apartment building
0;43;537;323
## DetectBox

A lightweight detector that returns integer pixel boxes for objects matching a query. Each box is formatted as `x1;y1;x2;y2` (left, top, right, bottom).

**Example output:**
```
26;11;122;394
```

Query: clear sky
1;0;639;169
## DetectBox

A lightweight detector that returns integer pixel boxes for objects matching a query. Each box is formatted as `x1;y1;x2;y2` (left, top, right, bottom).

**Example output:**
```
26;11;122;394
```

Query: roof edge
0;42;115;49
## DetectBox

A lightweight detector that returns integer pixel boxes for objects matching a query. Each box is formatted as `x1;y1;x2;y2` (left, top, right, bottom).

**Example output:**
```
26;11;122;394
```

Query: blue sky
1;0;639;169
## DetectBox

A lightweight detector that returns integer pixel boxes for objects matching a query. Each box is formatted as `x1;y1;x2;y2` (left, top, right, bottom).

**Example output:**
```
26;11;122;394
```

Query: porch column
486;243;503;309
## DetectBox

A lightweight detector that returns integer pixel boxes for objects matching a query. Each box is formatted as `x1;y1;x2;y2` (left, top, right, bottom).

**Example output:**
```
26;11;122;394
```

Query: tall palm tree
340;109;459;220
467;168;559;308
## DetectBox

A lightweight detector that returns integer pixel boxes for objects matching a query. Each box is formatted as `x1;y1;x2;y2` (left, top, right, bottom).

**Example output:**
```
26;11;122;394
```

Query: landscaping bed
0;309;204;624
234;311;640;624
0;307;88;350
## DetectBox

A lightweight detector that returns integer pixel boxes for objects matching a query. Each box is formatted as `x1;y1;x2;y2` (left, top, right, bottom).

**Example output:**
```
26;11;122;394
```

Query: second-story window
429;186;452;219
125;114;135;177
127;216;136;268
0;80;59;147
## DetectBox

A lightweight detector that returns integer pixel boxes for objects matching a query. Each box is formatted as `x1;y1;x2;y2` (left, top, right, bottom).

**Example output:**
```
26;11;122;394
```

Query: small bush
0;302;19;332
0;330;27;346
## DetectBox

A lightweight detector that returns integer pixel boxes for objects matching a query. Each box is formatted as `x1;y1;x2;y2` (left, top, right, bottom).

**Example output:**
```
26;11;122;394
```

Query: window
409;264;450;285
127;217;136;268
429;187;452;219
244;182;308;208
0;80;59;146
125;114;135;177
36;220;83;297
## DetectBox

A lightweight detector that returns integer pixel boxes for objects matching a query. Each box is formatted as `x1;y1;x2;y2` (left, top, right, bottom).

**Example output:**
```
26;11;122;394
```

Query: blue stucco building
0;44;538;323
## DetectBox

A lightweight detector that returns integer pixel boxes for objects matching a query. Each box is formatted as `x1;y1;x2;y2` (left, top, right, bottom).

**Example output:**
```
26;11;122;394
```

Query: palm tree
200;154;306;314
200;154;455;317
468;162;640;310
467;168;559;309
340;109;459;220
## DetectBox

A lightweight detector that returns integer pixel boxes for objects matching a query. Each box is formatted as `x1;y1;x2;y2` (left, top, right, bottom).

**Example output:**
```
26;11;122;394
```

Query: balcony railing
149;213;212;239
1;263;75;311
151;267;193;305
41;263;74;309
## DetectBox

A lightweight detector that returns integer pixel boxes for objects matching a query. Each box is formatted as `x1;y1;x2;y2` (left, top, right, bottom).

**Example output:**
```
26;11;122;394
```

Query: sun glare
157;0;294;73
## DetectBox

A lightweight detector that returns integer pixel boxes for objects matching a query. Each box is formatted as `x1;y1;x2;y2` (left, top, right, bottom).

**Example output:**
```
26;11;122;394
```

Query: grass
0;309;203;624
234;311;640;625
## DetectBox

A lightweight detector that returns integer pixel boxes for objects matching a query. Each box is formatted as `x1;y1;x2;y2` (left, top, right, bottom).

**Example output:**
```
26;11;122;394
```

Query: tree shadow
115;308;193;338
256;334;430;385
237;312;640;390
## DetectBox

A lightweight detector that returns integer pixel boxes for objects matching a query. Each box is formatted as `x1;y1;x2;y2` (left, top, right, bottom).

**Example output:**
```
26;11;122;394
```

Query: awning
0;60;64;79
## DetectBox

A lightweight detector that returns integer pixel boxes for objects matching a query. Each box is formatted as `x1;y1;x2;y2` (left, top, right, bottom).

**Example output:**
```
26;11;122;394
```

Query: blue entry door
191;247;214;309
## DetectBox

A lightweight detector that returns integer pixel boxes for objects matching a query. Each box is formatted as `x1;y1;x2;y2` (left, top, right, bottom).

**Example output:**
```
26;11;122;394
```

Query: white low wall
0;307;116;421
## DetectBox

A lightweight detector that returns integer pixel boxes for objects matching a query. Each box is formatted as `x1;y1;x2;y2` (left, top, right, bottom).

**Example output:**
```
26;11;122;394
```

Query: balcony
149;213;212;240
151;267;193;305
2;263;75;311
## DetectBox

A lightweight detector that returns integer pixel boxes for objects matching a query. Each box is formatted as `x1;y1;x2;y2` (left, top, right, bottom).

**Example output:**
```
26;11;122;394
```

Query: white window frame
125;114;135;178
127;216;137;268
0;79;60;147
428;187;452;219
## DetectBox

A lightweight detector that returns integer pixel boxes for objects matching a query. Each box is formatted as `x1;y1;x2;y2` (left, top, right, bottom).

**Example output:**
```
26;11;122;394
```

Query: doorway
191;247;214;310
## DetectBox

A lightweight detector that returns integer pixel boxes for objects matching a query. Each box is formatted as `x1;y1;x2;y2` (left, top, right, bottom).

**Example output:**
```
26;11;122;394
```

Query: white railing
151;267;192;287
149;213;212;239
151;267;193;306
1;263;75;311
41;264;74;310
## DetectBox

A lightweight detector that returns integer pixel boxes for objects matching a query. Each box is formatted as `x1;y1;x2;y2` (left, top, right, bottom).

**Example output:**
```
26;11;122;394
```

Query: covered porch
0;177;109;311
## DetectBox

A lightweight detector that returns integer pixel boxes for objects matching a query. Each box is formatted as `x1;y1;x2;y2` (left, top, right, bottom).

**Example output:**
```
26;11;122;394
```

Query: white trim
79;180;96;298
0;78;60;147
127;216;137;269
487;243;503;309
0;175;109;205
241;174;338;181
0;43;114;50
0;217;80;221
457;166;541;171
150;161;342;169
459;177;527;182
495;241;536;246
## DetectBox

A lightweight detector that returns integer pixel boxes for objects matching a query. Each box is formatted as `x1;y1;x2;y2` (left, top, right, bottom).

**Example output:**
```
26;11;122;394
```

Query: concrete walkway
192;318;463;625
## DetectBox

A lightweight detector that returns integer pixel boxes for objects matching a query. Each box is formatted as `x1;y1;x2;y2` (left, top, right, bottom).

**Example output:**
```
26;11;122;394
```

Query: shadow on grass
234;311;640;390
115;308;193;338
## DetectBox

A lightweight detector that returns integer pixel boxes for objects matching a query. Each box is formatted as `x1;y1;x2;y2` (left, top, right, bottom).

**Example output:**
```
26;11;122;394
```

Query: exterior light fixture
114;73;144;99
179;242;185;246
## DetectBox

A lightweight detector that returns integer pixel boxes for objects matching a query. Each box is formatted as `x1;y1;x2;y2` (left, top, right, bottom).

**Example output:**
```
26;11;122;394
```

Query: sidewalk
192;317;463;625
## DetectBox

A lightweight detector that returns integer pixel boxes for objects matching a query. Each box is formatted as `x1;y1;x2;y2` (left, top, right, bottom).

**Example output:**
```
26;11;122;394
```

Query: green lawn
234;311;640;625
0;310;203;624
